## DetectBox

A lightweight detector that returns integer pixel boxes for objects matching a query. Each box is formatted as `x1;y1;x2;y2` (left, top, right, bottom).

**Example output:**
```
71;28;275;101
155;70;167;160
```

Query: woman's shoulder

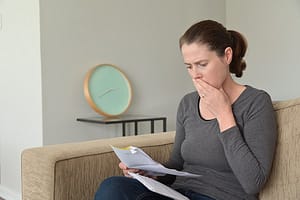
235;85;273;109
241;85;272;100
177;91;199;111
180;91;199;103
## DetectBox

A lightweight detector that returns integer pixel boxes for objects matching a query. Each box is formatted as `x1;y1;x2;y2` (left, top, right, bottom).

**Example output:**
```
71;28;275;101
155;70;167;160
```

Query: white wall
0;0;225;198
226;0;300;100
0;0;43;200
40;0;226;145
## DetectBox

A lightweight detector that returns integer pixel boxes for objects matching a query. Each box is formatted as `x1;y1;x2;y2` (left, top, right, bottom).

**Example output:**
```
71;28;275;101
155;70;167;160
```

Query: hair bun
228;30;248;77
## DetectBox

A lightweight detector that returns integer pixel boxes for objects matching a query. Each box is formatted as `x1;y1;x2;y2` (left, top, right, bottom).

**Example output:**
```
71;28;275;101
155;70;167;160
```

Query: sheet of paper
129;172;190;200
111;145;200;177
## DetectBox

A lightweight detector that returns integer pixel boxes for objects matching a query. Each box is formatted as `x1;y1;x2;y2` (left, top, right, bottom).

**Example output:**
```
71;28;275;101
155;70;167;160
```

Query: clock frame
84;64;132;117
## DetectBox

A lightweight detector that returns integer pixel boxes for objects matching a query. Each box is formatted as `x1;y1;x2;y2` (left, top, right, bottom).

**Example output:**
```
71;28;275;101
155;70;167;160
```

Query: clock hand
98;88;120;98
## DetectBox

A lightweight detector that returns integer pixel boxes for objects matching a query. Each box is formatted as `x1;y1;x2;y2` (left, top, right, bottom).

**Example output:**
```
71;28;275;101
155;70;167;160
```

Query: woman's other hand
193;78;236;132
193;78;231;116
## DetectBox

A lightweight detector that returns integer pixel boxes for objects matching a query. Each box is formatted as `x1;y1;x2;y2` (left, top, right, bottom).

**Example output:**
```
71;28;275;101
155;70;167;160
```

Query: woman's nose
190;66;202;78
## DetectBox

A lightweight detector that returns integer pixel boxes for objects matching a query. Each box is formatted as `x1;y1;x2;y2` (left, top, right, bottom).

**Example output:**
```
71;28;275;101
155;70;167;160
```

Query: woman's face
181;42;232;89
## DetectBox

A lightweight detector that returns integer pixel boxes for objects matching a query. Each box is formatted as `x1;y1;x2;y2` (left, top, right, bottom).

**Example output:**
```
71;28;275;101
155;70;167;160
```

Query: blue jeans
94;176;215;200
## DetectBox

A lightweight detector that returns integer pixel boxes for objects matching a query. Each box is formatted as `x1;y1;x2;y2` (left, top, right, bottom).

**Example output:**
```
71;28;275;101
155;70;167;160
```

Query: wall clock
84;64;132;117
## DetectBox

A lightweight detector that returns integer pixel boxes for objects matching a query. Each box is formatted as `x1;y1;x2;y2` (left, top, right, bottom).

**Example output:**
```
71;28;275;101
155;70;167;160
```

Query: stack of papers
111;145;201;200
111;145;200;177
129;172;189;200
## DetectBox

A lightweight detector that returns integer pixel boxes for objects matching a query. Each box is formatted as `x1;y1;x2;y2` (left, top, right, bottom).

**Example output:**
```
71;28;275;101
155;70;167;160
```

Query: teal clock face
84;64;132;117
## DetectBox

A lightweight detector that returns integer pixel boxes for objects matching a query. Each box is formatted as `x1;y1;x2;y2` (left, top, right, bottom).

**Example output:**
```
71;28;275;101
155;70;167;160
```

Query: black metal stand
77;114;167;136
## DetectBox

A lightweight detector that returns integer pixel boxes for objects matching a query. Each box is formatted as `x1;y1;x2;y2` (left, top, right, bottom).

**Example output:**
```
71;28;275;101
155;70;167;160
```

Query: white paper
129;172;190;200
111;145;200;177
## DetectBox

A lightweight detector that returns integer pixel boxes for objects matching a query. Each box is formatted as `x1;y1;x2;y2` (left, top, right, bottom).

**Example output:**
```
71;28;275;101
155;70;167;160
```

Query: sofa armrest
22;131;175;200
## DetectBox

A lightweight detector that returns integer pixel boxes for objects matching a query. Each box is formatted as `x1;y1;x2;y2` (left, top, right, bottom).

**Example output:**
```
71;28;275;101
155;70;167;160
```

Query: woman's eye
185;65;192;69
197;63;207;67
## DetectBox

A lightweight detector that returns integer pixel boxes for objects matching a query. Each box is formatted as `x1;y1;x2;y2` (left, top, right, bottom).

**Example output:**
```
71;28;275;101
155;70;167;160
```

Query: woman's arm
157;98;186;184
164;98;186;170
218;92;277;194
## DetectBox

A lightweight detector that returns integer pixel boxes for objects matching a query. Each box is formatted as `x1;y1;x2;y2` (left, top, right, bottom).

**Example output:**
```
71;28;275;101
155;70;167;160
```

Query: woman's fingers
193;78;212;98
119;162;141;177
118;162;158;180
119;162;127;170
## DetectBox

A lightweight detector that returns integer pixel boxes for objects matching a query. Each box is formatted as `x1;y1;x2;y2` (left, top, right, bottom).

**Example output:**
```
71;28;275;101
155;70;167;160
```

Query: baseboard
0;185;21;200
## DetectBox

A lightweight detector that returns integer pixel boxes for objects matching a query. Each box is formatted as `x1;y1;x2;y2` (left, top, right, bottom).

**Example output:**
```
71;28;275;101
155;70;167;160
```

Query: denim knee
95;176;124;200
94;176;146;200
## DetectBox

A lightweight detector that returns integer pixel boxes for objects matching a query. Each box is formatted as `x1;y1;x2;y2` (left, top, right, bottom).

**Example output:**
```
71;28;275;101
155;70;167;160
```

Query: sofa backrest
259;98;300;200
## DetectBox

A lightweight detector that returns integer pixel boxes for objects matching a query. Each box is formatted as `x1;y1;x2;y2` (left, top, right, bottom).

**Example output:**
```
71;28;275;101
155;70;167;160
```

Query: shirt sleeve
218;92;278;194
157;98;186;185
164;98;185;170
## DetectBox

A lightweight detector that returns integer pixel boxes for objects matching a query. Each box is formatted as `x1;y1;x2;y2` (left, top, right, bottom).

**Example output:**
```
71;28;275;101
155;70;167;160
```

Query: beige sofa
22;98;300;200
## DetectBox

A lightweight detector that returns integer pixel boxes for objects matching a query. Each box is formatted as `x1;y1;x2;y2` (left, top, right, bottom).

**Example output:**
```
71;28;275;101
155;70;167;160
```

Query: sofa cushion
259;98;300;199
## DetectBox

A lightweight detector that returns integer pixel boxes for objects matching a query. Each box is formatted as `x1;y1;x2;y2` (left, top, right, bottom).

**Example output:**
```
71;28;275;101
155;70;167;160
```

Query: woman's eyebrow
184;59;208;65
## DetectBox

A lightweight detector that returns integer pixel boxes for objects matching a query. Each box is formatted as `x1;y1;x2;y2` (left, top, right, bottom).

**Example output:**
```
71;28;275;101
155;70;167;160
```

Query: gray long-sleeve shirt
164;86;277;200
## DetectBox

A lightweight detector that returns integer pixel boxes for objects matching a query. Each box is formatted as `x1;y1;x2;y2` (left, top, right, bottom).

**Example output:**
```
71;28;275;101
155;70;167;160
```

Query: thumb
119;162;128;170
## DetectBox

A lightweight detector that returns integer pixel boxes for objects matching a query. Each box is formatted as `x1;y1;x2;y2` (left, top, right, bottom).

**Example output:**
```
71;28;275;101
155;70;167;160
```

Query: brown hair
179;20;247;77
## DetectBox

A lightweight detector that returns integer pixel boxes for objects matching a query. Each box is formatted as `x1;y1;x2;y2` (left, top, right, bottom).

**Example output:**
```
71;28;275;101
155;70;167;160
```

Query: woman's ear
224;47;233;64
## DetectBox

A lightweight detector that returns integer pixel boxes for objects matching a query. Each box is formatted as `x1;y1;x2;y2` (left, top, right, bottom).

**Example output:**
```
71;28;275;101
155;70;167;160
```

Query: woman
94;20;277;200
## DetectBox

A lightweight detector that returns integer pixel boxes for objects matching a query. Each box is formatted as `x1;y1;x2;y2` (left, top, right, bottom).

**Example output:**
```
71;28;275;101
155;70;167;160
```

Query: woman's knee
94;176;143;200
100;176;126;189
